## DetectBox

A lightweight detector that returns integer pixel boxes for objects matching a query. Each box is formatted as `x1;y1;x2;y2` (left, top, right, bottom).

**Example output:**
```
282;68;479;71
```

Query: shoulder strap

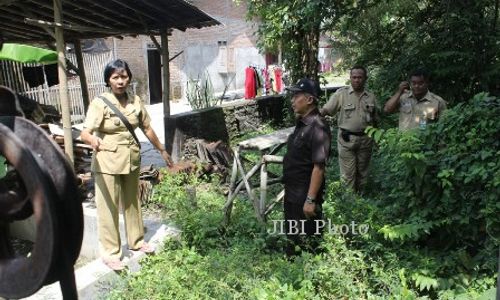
98;95;141;149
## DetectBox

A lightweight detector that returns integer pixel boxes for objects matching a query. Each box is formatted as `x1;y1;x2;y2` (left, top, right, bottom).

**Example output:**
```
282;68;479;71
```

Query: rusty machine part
0;86;83;299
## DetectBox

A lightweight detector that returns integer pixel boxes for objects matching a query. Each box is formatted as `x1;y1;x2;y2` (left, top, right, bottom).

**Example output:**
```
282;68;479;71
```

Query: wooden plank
0;23;44;37
62;0;129;27
25;0;114;29
107;0;158;22
238;127;294;151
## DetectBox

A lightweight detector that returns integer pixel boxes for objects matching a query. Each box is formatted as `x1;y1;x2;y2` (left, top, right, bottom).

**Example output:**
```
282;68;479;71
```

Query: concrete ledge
24;214;181;299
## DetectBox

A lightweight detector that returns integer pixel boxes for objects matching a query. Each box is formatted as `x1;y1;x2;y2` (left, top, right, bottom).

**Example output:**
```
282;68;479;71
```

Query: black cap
286;78;320;98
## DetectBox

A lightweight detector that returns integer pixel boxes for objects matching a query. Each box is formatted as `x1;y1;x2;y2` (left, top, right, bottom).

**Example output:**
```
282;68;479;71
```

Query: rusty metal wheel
0;116;83;299
0;122;57;299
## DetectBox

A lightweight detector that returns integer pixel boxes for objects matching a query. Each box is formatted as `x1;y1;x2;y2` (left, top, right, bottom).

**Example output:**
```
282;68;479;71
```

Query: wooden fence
0;50;113;124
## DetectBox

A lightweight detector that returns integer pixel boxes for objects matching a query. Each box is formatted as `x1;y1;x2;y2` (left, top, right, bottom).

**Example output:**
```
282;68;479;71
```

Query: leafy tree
328;0;500;105
241;0;336;82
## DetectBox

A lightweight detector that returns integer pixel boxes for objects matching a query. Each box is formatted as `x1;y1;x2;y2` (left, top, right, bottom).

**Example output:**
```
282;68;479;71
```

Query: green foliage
344;93;499;296
186;71;220;110
0;156;6;178
242;0;336;82
110;172;418;299
368;93;500;246
108;94;498;299
329;0;500;105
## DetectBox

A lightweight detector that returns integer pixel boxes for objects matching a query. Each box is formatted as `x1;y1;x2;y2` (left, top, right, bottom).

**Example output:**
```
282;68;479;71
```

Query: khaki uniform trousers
337;132;373;193
95;168;144;260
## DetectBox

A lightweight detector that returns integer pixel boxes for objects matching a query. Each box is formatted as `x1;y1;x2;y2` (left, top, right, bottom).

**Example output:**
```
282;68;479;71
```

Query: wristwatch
305;196;316;204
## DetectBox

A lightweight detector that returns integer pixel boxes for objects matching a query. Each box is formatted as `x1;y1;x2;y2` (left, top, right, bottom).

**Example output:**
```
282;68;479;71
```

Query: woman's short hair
103;59;132;87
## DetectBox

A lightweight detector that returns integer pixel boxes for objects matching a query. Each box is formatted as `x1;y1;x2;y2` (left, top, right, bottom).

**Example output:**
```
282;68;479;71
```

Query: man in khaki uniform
321;66;379;193
384;68;447;130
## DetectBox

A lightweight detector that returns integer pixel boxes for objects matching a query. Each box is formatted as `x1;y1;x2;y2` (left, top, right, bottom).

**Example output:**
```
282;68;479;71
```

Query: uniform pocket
99;143;117;152
400;103;412;114
363;103;375;113
363;103;375;123
343;103;355;118
124;109;139;127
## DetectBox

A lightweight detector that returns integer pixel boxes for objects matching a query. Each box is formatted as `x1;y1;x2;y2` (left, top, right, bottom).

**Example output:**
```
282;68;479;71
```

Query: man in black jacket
283;78;331;256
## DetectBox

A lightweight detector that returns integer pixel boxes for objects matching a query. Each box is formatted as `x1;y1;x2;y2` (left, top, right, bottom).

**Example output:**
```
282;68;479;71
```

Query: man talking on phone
384;68;447;130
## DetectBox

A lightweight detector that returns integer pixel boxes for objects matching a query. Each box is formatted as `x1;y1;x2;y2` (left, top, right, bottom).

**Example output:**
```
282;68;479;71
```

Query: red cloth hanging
263;68;271;95
274;68;283;93
245;67;256;99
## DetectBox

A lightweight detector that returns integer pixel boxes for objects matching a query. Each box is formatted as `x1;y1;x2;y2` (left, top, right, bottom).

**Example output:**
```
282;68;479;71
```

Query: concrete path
25;203;181;300
20;102;191;299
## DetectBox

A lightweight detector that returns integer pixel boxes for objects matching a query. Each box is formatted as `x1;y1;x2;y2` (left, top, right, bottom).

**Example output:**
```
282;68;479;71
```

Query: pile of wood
196;140;232;182
43;123;92;175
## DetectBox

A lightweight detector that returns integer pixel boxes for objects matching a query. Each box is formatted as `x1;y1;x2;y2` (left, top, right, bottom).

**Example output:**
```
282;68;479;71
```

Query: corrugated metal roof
0;0;221;43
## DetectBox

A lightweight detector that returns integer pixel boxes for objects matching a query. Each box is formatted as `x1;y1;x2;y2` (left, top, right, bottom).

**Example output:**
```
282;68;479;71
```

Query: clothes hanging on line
244;67;256;99
274;67;283;93
245;65;284;99
268;65;284;94
245;66;267;99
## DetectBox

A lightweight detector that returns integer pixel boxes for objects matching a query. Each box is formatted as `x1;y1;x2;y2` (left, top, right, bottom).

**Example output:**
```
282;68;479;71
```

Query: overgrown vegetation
186;72;221;110
242;0;336;82
109;94;498;299
0;156;6;178
240;0;499;106
330;0;500;105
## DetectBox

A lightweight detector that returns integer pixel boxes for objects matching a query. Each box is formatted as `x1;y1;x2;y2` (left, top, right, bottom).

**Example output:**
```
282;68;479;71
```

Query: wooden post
160;29;170;116
260;162;267;218
74;39;90;113
54;0;74;165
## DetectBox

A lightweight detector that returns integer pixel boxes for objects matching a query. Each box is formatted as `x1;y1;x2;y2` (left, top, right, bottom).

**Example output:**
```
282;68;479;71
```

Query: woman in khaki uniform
81;59;172;271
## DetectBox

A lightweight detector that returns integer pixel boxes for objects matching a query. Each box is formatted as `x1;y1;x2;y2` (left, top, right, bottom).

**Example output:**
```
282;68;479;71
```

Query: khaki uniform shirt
399;90;447;130
83;92;152;174
322;86;379;132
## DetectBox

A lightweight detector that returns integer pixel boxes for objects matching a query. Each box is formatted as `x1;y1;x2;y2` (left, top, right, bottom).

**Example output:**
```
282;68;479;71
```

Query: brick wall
107;0;264;104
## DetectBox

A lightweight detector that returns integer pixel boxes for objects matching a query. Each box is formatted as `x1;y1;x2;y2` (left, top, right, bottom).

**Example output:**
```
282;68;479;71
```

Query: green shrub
331;93;500;296
110;94;498;299
368;93;499;246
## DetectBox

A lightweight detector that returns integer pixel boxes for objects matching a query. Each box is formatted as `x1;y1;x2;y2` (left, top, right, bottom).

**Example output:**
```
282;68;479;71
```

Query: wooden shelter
0;0;219;42
0;0;220;165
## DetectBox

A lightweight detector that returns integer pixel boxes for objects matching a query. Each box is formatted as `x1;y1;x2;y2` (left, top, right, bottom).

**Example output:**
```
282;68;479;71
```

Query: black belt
340;128;365;142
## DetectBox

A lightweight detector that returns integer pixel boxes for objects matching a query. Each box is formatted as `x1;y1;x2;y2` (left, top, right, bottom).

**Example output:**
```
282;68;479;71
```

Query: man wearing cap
283;78;331;256
384;68;447;130
321;65;379;193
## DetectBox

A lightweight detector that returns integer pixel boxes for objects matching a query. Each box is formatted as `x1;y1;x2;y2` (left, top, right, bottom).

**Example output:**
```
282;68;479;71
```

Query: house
109;0;268;104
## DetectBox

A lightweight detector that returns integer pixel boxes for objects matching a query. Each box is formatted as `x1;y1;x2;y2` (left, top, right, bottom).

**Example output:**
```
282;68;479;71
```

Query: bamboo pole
54;0;74;165
160;29;170;116
74;39;90;113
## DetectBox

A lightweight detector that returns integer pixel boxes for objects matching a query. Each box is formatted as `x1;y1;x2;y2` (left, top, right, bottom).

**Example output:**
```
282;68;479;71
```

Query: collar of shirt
348;86;368;97
297;108;320;126
408;90;432;102
105;91;132;106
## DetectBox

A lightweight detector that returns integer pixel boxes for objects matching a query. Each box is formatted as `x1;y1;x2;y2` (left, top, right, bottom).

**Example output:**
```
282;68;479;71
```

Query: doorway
147;46;162;104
